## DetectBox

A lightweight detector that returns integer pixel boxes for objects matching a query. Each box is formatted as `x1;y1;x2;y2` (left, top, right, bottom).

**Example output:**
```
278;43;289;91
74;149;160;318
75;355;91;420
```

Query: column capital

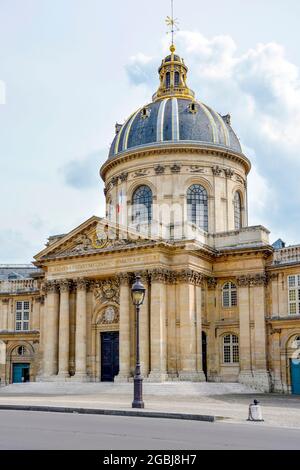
237;274;267;287
35;295;45;305
45;280;59;293
59;279;72;293
206;276;217;290
75;278;90;291
1;297;9;304
149;268;169;283
116;272;131;285
266;272;279;283
177;269;204;286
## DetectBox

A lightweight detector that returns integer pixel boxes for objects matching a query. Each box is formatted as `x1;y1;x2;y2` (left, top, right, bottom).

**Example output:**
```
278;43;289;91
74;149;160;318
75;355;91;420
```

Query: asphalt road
0;410;300;450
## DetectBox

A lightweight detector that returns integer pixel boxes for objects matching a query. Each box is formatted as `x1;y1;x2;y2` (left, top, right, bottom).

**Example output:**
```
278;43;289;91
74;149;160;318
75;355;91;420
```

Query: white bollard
247;399;264;422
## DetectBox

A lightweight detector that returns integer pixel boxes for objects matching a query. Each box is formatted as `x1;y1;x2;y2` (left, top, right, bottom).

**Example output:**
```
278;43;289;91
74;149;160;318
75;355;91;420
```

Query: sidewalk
0;382;299;428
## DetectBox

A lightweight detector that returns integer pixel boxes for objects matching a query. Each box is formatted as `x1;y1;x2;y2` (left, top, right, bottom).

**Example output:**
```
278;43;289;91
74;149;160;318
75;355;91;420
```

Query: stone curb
0;404;216;422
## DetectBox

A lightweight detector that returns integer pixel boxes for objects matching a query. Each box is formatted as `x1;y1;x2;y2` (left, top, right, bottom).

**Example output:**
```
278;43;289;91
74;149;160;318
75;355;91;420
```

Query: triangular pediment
34;215;154;262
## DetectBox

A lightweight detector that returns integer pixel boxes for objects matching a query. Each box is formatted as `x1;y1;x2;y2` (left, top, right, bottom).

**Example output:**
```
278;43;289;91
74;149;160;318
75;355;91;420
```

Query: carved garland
93;278;120;305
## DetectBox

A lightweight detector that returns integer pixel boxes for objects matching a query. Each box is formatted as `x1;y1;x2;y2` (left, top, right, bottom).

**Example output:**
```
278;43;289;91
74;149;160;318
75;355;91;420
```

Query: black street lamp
131;274;146;408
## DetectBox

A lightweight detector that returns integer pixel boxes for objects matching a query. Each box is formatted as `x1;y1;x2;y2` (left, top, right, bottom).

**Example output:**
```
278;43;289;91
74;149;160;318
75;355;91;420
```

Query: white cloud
125;31;300;244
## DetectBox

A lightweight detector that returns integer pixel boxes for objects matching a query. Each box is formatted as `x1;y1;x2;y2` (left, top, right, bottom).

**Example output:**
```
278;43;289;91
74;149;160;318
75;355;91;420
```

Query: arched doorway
202;331;207;380
289;335;300;395
91;304;120;382
10;344;33;383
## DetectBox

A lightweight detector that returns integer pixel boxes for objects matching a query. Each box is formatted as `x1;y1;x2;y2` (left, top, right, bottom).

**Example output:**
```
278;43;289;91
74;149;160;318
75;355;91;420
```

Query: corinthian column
148;269;167;382
178;270;205;381
74;279;88;381
115;273;131;382
137;271;150;378
43;281;59;377
58;279;71;378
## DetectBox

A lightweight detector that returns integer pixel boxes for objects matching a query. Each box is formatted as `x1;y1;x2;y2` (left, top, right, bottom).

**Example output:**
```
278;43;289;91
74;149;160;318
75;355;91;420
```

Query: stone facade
0;242;300;393
0;46;299;394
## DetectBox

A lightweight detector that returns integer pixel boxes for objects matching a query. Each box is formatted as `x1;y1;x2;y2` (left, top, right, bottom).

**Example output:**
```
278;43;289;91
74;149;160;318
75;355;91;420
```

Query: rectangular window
15;301;30;331
288;275;300;315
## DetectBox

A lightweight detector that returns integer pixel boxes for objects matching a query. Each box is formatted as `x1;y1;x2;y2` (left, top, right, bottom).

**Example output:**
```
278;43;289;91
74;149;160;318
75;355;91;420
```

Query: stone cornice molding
100;144;251;181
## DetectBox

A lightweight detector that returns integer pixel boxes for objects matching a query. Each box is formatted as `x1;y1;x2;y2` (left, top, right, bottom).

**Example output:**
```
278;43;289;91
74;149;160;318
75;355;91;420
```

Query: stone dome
108;46;242;159
109;98;242;158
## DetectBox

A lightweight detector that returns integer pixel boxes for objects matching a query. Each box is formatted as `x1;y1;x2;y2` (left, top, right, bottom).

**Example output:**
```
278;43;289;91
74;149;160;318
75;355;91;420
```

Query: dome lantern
152;45;195;102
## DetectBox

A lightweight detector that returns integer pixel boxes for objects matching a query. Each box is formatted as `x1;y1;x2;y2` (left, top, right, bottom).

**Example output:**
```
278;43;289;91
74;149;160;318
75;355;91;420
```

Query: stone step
0;381;257;396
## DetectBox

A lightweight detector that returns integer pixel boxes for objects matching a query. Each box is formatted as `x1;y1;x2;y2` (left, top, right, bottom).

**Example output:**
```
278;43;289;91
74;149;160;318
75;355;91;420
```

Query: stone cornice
35;240;179;266
100;143;251;181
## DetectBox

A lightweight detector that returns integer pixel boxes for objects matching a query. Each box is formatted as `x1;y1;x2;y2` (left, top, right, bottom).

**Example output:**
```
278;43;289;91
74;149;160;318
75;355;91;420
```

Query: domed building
0;45;300;394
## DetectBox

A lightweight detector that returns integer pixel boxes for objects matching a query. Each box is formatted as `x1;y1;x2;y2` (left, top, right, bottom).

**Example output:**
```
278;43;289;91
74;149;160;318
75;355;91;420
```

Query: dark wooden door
101;332;119;381
202;331;207;380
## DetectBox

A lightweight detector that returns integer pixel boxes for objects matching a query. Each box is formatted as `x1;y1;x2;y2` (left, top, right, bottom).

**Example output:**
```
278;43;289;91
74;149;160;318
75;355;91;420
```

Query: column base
56;372;71;381
239;370;271;392
252;370;271;392
71;374;89;382
238;370;254;386
178;371;207;382
114;373;131;383
145;371;168;382
37;375;59;382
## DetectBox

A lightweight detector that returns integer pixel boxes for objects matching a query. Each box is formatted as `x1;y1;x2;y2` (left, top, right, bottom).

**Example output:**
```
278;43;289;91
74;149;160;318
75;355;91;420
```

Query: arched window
166;72;171;88
174;71;180;86
234;192;242;230
223;334;239;364
222;282;237;307
187;184;208;231
132;185;153;229
17;346;27;356
106;198;113;221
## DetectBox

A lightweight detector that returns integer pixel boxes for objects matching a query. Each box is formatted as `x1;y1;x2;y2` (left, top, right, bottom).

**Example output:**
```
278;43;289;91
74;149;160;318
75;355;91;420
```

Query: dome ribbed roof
108;46;242;159
109;98;242;158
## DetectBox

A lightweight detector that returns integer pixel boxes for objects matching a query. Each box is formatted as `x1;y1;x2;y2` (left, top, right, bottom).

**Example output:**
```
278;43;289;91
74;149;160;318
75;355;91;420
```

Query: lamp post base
132;376;144;409
132;401;145;409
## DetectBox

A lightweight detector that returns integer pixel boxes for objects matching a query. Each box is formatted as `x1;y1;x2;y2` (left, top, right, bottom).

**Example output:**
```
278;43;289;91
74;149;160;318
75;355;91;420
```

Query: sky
0;0;300;263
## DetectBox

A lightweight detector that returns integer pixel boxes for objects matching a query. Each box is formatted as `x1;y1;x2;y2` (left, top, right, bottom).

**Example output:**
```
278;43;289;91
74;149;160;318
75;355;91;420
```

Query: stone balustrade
0;279;39;294
273;245;300;265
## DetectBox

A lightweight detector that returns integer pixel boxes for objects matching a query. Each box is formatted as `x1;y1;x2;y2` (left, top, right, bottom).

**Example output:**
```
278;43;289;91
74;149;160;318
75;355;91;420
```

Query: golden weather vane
165;0;179;49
